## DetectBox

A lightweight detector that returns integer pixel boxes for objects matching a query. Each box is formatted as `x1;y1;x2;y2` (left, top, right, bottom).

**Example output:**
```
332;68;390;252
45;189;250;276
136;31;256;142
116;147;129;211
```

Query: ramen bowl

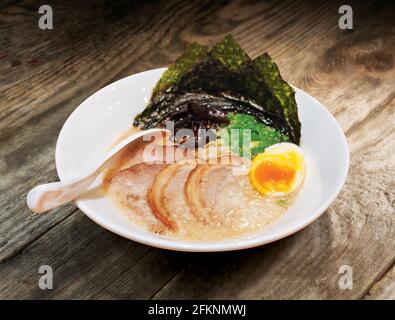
56;68;349;252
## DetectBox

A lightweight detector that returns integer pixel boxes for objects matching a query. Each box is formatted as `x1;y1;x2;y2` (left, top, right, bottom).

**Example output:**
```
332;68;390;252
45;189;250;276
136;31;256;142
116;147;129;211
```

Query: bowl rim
55;68;350;252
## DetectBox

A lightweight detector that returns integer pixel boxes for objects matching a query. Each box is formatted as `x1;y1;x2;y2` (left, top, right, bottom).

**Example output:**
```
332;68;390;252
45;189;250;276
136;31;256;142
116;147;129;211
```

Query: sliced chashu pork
106;162;167;233
148;163;197;231
185;159;273;230
146;154;246;231
185;155;247;223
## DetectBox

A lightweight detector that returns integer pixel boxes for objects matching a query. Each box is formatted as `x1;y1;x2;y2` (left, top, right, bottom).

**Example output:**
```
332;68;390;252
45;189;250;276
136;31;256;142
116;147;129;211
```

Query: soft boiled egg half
250;143;305;197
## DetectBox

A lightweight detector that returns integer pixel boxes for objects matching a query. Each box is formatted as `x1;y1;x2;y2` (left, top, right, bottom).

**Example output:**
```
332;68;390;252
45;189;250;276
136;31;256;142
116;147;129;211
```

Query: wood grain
0;212;187;299
364;265;395;300
0;0;394;299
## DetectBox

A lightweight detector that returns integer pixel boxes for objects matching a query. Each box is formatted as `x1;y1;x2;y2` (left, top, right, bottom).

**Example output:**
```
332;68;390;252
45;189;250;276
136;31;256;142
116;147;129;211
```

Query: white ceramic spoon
27;128;168;213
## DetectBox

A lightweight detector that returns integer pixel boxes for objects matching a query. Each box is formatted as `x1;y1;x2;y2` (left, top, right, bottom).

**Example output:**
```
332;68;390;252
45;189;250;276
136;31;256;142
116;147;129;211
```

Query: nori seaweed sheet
253;52;301;144
134;35;301;144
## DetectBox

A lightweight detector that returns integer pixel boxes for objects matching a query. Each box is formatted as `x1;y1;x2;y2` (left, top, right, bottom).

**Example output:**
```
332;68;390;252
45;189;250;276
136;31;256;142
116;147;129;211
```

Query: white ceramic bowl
56;68;349;252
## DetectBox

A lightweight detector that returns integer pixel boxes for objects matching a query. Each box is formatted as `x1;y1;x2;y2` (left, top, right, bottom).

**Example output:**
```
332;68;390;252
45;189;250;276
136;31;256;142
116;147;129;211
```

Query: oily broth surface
107;178;293;241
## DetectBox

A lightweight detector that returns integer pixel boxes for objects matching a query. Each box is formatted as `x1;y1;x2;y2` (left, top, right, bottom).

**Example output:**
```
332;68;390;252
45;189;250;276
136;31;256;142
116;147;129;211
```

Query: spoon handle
26;129;168;213
26;173;97;213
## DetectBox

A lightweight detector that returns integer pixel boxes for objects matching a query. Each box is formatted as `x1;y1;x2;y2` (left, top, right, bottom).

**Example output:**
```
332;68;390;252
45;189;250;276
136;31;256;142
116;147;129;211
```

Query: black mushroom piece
186;102;230;125
164;102;229;148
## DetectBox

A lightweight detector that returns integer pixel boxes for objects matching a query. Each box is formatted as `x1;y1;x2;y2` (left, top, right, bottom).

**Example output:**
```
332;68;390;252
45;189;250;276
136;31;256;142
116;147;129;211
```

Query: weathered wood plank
0;0;394;299
153;96;395;300
2;0;393;265
0;90;91;262
0;212;187;299
364;264;395;300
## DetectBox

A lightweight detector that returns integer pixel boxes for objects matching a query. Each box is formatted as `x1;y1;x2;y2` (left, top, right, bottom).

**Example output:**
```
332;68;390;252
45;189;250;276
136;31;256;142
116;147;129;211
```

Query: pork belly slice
185;161;268;229
107;163;167;233
148;163;197;231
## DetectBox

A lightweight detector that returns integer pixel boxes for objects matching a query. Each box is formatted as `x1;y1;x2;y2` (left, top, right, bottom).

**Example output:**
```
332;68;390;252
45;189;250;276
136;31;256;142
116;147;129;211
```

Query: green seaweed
218;113;289;158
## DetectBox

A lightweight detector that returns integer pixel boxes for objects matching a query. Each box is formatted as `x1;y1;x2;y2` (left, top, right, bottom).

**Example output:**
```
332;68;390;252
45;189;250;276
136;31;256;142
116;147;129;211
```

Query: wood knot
355;51;393;72
320;36;394;74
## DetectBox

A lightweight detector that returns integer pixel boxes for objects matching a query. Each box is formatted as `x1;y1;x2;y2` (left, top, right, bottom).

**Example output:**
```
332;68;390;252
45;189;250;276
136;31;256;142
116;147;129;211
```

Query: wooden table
0;0;394;299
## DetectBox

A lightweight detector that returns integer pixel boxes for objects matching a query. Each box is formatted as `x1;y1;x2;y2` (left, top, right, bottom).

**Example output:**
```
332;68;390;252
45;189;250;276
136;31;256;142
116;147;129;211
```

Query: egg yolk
255;160;295;186
250;151;302;195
